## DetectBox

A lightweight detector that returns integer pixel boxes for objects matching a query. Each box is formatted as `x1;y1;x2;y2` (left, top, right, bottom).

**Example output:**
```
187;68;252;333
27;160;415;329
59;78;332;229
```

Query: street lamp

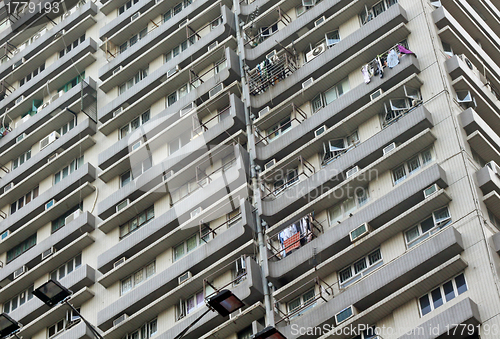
33;279;103;339
173;289;245;339
0;313;21;339
252;326;287;339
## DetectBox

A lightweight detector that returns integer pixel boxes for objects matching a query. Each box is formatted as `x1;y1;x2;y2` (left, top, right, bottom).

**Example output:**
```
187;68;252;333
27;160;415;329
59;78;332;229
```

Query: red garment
284;232;301;254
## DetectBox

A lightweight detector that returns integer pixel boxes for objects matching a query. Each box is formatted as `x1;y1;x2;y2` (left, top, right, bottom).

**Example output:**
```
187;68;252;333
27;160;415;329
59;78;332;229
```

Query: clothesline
361;43;417;84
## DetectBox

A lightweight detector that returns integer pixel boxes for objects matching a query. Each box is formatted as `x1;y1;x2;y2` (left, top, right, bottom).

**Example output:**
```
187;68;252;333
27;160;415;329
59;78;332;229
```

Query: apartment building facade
0;0;500;338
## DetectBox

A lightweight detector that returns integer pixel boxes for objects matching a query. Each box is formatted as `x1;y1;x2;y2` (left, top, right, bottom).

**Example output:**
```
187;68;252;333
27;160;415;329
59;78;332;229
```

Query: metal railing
261;156;315;200
189;57;227;88
191;105;231;137
267;213;324;260
275;276;334;325
247;51;299;96
203;255;249;301
244;7;291;48
198;198;242;241
255;102;307;145
456;53;500;102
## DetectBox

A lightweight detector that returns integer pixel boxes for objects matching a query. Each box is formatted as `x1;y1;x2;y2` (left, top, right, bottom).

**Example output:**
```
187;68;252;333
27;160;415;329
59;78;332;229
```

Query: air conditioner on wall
264;159;276;170
258;106;270;118
335;305;357;325
13;265;27;279
45;199;56;210
314;16;325;27
349;223;370;242
314;125;326;137
47;153;59;163
209;83;224;98
131;12;140;21
3;182;14;193
163;170;174;181
65;210;81;225
346;166;359;178
1;230;9;240
423;183;439;198
41;247;55;260
178;271;192;284
167;65;179;78
116;199;130;212
208;41;218;51
40;131;60;150
113;257;126;268
113;314;128;327
302;77;314;89
306;43;326;62
370;89;383;101
113;66;122;75
16;133;26;143
382;142;396;155
190;207;202;219
15;96;24;105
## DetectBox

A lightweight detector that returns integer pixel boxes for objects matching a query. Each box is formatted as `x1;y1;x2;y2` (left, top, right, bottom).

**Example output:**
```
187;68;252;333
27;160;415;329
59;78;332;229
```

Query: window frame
327;189;369;226
391;148;433;185
418;273;468;317
173;227;211;262
119;206;155;239
119;110;150;139
3;285;34;313
338;248;383;287
404;206;452;248
120;262;156;295
286;288;316;318
54;156;84;184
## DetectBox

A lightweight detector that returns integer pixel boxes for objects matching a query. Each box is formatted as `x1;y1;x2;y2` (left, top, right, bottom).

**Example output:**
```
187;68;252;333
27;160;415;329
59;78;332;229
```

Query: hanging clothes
397;44;417;58
361;65;371;84
376;57;384;79
387;49;399;68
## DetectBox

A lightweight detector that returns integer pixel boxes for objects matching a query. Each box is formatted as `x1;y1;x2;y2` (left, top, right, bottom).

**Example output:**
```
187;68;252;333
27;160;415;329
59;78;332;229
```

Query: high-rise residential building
0;0;500;338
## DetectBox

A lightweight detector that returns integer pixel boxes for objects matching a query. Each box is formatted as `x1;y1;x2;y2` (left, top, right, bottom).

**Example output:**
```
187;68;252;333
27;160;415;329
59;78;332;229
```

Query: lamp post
33;279;103;339
252;326;287;339
0;313;21;339
173;289;245;339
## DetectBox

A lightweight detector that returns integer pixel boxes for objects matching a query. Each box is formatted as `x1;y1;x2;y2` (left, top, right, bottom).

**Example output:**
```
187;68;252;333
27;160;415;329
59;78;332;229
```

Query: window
295;0;321;16
185;291;204;315
360;0;398;25
56;117;76;137
287;289;316;317
7;234;36;263
311;78;350;113
12;149;31;170
10;186;38;215
272;167;299;196
119;206;154;238
19;63;45;87
168;133;191;155
120;111;150;139
48;308;81;339
405;207;451;248
121;170;132;187
3;286;34;313
267;116;291;142
321;131;359;166
121;262;155;295
328;189;369;225
59;35;85;58
419;273;468;316
173;227;211;261
488;209;500;230
392;148;433;185
442;41;453;58
119;68;148;95
130;155;153;179
51;204;83;233
165;84;191;107
118;0;139;15
325;30;340;47
54;156;84;184
119;28;148;54
124;319;157;339
50;253;82;281
58;72;85;93
338;248;383;288
381;86;422;127
163;0;192;22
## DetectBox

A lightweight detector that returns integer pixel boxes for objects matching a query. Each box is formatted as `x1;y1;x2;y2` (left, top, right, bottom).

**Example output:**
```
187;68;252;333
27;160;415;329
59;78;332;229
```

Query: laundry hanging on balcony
397;44;417;58
278;216;312;257
387;49;399;68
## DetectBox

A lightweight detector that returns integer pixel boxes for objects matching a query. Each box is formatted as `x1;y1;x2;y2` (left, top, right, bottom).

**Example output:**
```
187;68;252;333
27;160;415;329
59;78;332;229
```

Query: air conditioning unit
16;133;26;143
264;159;276;170
3;182;14;193
208;41;218;51
13;58;23;69
113;66;122;75
349;223;370;242
258;106;270;118
45;199;56;210
180;102;195;116
131;12;140;21
16;115;30;128
346;166;359;178
236;256;246;274
306;43;326;62
47;153;58;163
302;77;314;89
113;314;128;327
163;170;174;181
65;210;81;225
335;305;357;325
423;183;439;198
190;207;202;219
116;199;130;212
178;271;192;284
314;16;325;27
41;247;55;260
314;125;326;137
131;140;141;151
113;107;124;117
209;83;223;98
15;96;24;105
40;131;60;150
370;89;383;101
41;100;51;110
1;230;9;240
266;50;276;61
382;142;396;155
229;309;242;320
113;257;126;268
13;266;27;279
167;65;179;78
179;19;188;27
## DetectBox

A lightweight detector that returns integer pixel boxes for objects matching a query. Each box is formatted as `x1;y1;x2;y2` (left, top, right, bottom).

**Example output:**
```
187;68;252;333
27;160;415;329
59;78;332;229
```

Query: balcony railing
267;213;324;260
191;105;231;137
275;276;334;325
246;51;299;96
198;198;242;241
203;255;249;300
456;53;500;101
255;102;307;145
244;7;291;48
190;57;227;88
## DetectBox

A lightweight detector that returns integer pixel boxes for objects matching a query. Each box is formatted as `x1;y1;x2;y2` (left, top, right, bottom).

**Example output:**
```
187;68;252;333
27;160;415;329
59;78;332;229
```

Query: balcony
0;211;95;281
97;243;261;332
0;38;97;116
0;1;98;81
14;287;94;339
267;166;450;284
0;119;96;190
100;1;234;83
460;108;500;164
260;105;434;222
0;77;97;154
397;297;481;339
316;256;468;339
476;162;500;196
254;55;420;163
98;46;241;130
275;227;464;337
248;3;410;108
8;263;95;327
98;143;249;233
240;0;280;17
0;163;96;238
97;198;254;289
